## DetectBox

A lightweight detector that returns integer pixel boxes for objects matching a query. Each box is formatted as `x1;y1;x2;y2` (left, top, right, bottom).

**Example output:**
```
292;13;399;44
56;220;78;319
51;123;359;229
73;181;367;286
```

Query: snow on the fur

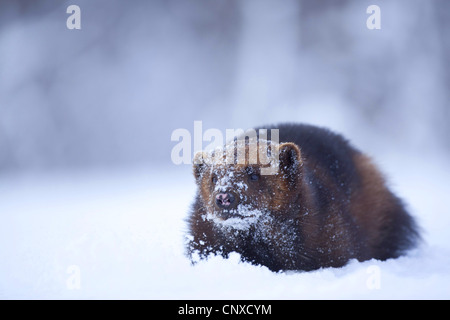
200;139;280;172
204;205;268;231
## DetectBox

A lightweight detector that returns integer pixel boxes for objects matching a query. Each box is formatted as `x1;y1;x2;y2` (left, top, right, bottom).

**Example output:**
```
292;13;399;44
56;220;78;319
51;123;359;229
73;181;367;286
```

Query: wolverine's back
257;123;419;262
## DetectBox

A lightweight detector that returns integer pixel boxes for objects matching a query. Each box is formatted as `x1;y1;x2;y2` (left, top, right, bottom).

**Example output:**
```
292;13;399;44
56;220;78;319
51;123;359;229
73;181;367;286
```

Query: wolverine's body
187;123;419;272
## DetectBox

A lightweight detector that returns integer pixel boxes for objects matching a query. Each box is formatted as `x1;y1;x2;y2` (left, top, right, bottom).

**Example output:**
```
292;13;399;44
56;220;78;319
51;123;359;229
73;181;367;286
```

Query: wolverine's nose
215;192;237;210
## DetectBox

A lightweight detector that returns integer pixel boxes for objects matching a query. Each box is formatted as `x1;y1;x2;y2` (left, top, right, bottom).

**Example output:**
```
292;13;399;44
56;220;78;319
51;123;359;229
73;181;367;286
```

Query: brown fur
186;124;419;272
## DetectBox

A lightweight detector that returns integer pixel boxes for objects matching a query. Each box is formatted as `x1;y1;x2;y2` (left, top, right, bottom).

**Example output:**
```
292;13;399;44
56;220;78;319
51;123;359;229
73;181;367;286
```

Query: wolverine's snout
215;192;238;210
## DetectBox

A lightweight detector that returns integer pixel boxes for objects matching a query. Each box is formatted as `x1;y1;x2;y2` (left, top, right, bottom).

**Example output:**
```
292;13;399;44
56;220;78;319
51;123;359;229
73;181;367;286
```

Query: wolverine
186;123;419;272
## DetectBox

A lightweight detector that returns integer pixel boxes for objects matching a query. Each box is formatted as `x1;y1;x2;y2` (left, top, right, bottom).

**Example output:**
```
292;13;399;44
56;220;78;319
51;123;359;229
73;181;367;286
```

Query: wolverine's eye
211;175;218;184
246;167;260;181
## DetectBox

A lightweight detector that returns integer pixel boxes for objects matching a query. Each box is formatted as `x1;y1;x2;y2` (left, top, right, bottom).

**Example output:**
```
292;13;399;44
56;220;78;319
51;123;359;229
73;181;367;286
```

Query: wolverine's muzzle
215;192;238;210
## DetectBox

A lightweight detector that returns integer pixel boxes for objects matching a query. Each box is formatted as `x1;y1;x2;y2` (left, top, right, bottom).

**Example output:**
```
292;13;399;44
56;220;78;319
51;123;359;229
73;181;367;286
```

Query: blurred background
0;0;449;172
1;0;450;299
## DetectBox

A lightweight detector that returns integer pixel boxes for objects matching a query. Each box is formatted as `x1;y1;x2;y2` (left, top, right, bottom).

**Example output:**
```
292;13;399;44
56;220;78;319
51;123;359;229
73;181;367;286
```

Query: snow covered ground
1;152;450;299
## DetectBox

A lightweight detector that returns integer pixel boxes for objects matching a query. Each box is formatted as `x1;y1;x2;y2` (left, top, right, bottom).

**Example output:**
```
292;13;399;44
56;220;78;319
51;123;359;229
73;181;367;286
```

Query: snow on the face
213;169;236;192
206;165;269;231
204;204;271;232
235;181;248;191
201;139;280;171
212;168;249;193
200;139;281;230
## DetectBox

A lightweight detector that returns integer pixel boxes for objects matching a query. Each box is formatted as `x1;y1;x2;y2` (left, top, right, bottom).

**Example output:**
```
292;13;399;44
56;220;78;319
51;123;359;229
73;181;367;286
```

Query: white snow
204;204;267;232
1;154;450;299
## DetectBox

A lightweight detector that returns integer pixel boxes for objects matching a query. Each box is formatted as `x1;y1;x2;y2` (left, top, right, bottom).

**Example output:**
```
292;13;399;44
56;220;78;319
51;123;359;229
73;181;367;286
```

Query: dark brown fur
186;123;419;272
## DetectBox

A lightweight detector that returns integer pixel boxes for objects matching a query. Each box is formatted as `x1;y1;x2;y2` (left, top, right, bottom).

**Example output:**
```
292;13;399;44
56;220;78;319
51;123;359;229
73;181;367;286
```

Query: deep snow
1;153;450;299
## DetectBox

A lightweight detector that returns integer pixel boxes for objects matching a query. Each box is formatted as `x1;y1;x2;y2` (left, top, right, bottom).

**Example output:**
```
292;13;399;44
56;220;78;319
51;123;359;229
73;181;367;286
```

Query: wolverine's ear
193;151;208;181
279;142;302;185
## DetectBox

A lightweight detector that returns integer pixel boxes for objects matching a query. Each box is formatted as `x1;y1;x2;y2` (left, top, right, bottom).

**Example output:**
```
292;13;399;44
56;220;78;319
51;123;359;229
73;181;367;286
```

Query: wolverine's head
193;139;302;229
